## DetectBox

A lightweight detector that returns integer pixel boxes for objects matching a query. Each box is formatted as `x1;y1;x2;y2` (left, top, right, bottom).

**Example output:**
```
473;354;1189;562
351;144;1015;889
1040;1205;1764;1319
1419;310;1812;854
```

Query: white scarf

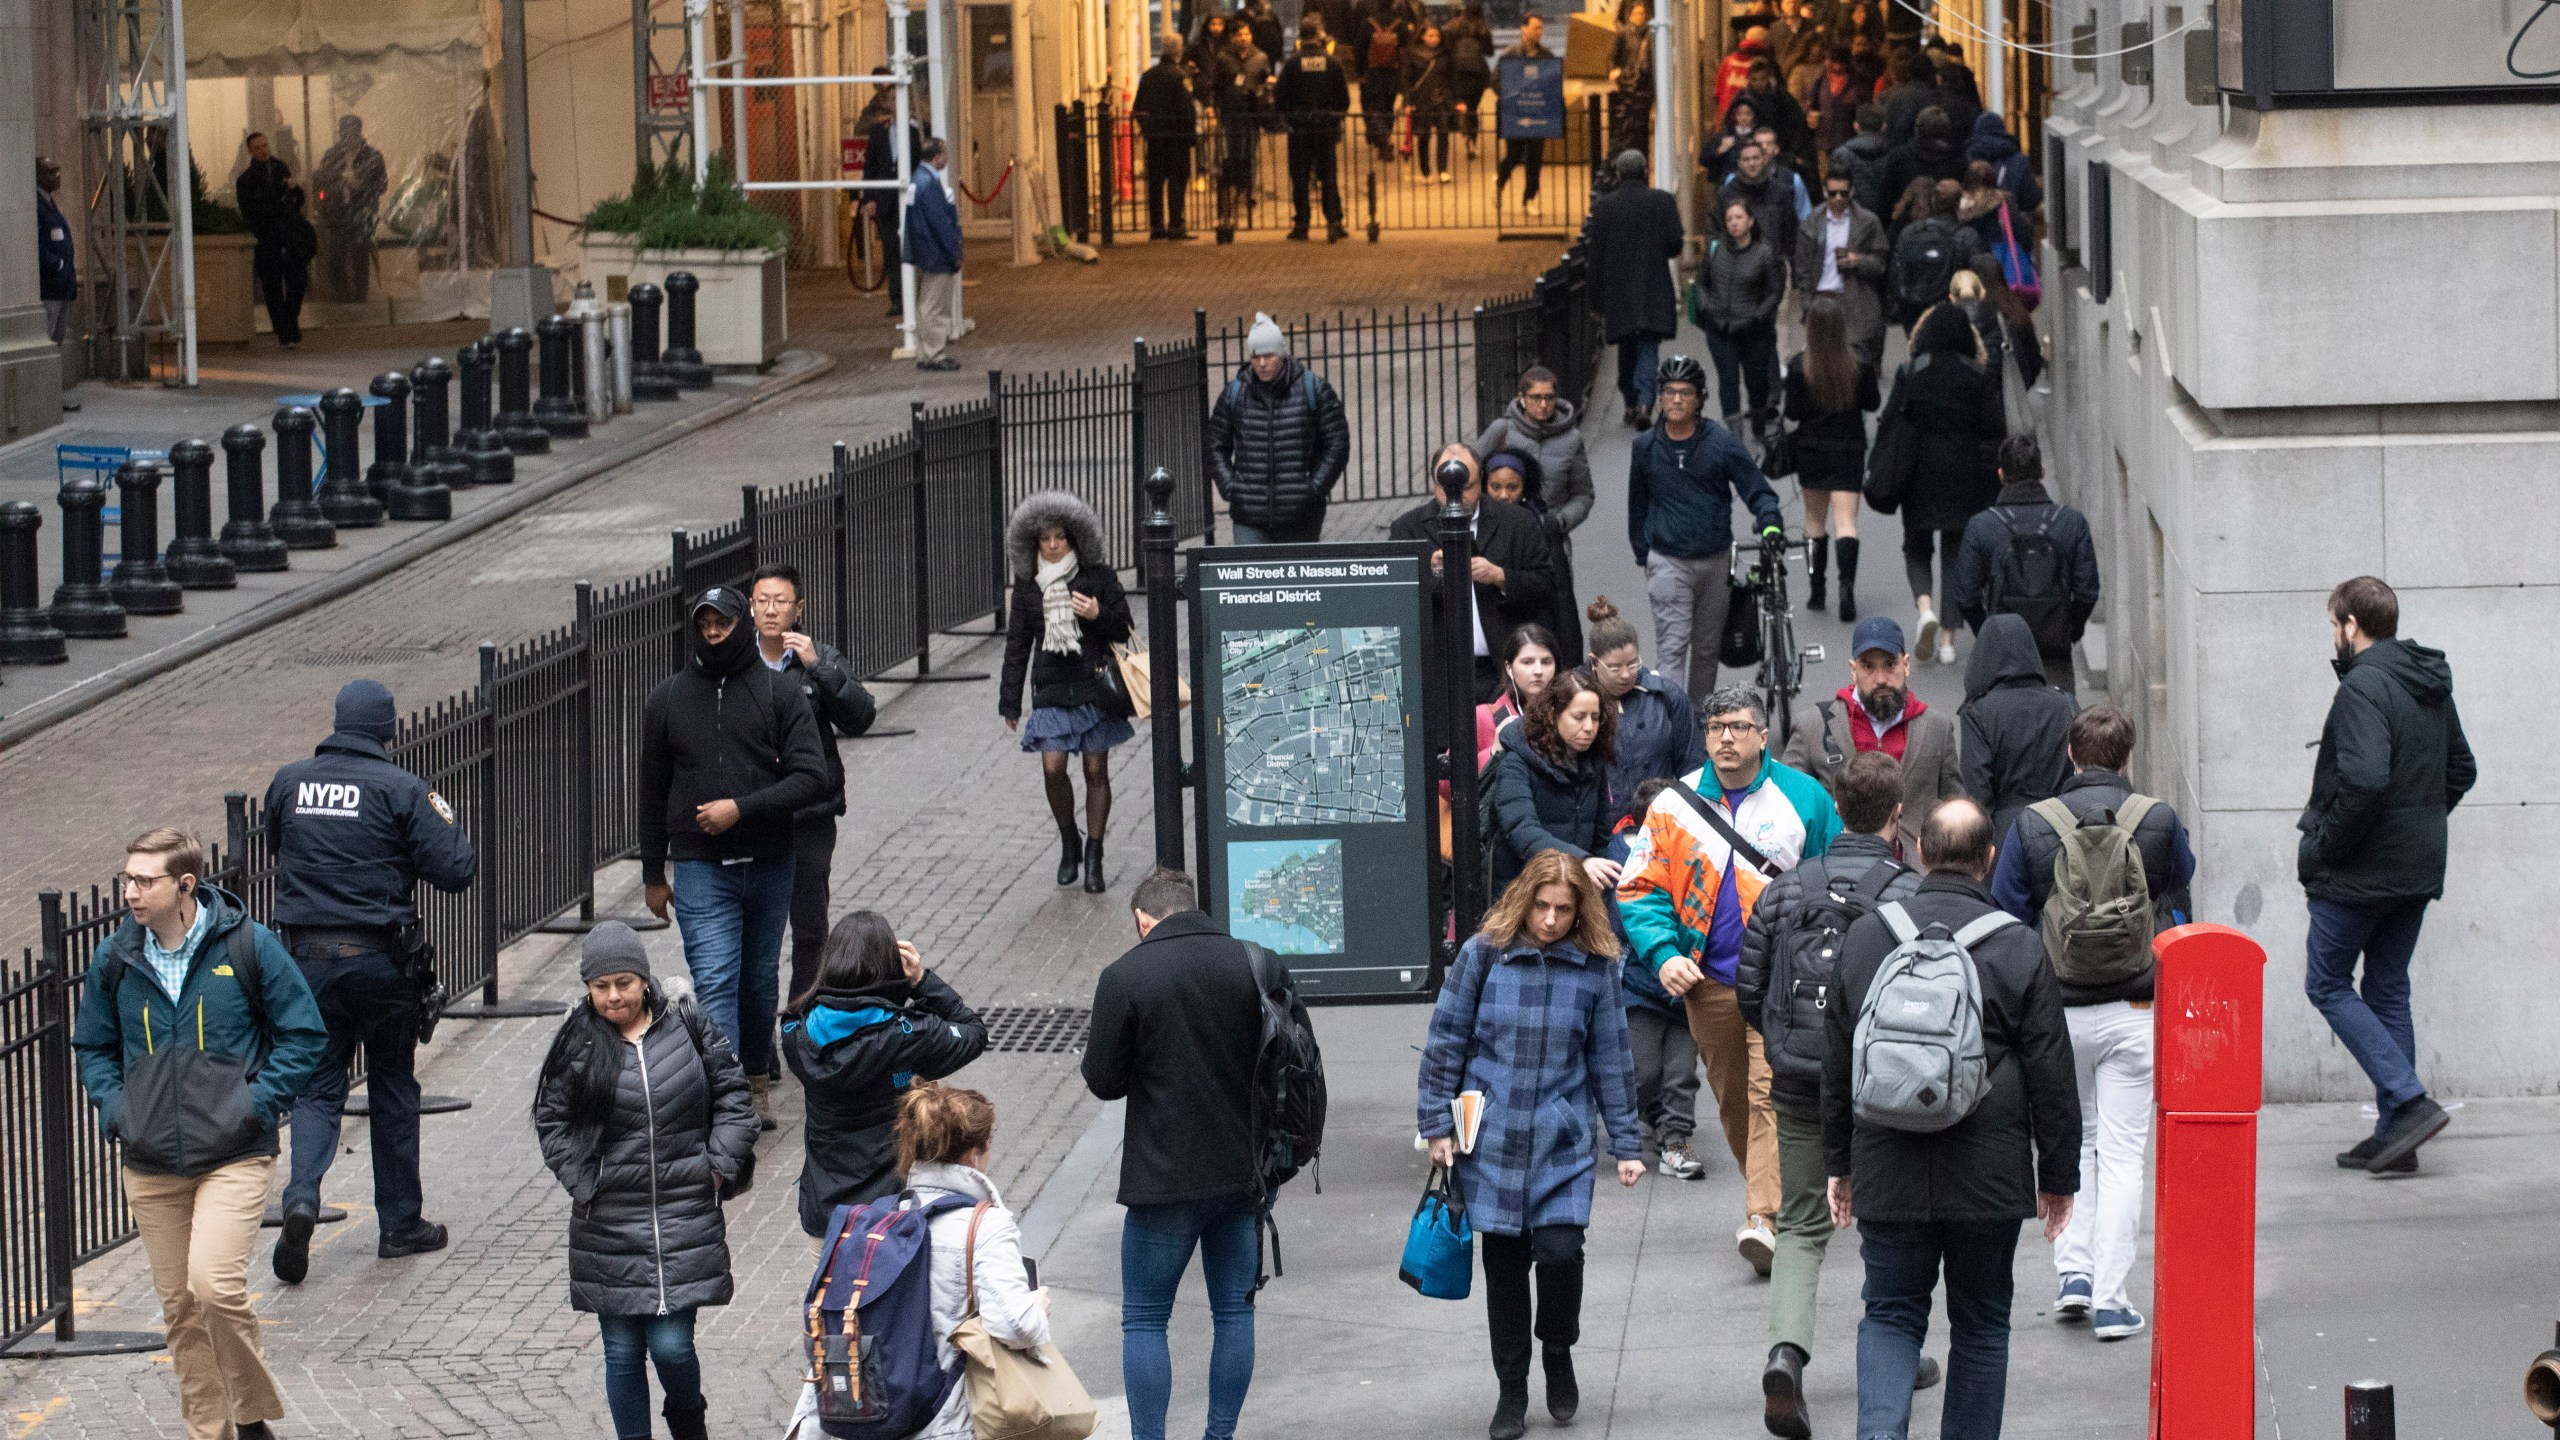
1036;552;1082;655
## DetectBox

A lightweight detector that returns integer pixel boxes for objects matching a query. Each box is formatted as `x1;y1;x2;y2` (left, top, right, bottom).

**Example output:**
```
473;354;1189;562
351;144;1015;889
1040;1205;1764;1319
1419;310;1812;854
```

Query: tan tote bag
949;1203;1097;1440
1111;639;1189;720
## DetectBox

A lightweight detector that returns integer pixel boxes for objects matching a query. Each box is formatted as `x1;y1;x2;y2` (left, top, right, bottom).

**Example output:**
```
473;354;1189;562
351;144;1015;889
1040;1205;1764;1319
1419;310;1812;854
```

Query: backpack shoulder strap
1850;859;1904;903
1952;910;2017;948
228;922;271;1043
1879;902;1920;945
2028;796;2079;836
2115;794;2159;835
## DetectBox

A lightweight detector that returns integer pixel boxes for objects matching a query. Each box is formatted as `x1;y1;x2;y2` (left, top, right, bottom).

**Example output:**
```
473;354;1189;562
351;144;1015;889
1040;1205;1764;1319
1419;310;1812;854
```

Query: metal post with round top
218;423;290;571
163;439;237;589
49;476;123;637
409;356;469;490
660;271;713;388
0;502;69;663
364;370;412;498
532;313;590;439
109;459;184;615
456;338;517;483
268;405;336;549
493;326;551;454
316;388;384;526
626;282;680;400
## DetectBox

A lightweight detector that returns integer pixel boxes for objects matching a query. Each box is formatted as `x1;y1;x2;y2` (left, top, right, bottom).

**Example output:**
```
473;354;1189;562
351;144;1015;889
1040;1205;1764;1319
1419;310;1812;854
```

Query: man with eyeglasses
1792;165;1888;367
72;828;326;1440
262;679;477;1283
1618;685;1840;1279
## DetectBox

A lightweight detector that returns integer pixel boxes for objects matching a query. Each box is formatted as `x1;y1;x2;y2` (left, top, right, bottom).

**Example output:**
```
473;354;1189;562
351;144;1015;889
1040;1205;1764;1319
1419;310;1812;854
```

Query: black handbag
1862;363;1918;515
1760;423;1798;480
1720;571;1763;668
1090;648;1137;720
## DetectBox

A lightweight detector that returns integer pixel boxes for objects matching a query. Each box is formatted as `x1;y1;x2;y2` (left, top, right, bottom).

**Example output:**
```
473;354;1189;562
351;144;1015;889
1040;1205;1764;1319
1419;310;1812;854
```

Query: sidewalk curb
0;348;837;753
1018;1099;1123;1263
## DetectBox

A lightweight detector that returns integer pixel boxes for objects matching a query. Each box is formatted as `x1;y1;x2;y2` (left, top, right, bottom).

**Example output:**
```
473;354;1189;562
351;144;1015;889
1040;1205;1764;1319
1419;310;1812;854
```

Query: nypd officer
264;678;476;1284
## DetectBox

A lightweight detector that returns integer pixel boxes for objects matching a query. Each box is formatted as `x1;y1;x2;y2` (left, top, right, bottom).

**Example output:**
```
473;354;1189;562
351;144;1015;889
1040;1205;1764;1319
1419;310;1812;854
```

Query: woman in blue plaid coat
1418;850;1647;1440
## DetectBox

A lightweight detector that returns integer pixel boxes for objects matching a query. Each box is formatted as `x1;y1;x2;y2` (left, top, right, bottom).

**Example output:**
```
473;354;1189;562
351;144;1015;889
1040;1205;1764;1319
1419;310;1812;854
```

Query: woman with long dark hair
999;491;1135;893
1783;295;1882;620
533;923;760;1440
1416;852;1644;1440
1483;669;1619;894
781;910;988;1236
1478;621;1559;768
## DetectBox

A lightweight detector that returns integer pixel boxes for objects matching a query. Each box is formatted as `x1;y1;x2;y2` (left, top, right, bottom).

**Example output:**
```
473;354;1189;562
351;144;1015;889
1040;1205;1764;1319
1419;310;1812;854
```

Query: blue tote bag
1398;1164;1474;1300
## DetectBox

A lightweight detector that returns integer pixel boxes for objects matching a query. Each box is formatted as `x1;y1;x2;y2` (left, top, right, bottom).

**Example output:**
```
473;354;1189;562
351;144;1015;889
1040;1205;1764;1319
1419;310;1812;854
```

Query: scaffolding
79;0;199;386
636;0;697;174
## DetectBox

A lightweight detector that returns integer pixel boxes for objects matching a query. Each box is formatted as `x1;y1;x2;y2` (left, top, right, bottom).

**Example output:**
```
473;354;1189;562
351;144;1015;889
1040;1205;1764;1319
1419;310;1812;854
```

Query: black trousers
1288;136;1343;229
322;230;372;302
1484;1225;1586;1382
1497;138;1544;201
1361;72;1401;154
786;815;837;1019
255;247;308;344
1902;525;1965;612
1145;137;1192;234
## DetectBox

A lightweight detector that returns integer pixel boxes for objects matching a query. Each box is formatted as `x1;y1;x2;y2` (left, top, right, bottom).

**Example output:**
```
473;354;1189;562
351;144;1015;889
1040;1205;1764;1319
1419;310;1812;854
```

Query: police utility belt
285;924;448;1045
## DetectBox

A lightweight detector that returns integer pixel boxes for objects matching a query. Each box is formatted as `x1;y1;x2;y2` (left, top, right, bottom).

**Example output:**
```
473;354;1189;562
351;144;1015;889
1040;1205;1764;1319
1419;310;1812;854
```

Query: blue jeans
2304;896;2430;1124
1616;334;1663;411
1121;1198;1258;1440
284;948;423;1234
670;857;795;1076
597;1309;703;1438
1855;1219;2021;1440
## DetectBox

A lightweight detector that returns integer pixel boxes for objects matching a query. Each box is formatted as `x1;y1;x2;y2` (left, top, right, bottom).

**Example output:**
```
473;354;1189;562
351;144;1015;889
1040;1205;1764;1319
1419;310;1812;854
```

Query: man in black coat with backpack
1951;436;2100;693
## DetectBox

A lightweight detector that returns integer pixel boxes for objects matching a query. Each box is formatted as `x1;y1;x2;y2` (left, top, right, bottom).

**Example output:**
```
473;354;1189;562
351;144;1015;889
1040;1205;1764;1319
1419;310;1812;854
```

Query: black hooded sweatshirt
1960;613;2076;847
781;971;989;1234
637;617;831;885
2299;638;2476;904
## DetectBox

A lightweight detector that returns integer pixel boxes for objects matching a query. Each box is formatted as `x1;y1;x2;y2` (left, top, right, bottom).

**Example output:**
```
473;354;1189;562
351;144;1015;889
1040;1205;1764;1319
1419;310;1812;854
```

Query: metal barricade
914;399;1003;639
840;435;924;680
998;365;1139;570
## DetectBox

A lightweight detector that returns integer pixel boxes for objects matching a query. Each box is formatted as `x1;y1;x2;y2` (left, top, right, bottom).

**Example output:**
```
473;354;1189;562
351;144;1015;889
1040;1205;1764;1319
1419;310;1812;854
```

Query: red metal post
2150;922;2266;1438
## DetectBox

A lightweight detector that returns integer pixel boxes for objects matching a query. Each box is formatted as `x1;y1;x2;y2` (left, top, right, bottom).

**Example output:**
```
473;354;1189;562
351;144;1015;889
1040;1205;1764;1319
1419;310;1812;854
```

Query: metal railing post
478;641;503;1006
910;402;934;677
987;369;1008;630
831;441;853;650
1129;339;1149;570
1142;468;1184;872
2345;1382;2394;1440
1194;308;1216;542
1437;496;1482;948
573;580;599;922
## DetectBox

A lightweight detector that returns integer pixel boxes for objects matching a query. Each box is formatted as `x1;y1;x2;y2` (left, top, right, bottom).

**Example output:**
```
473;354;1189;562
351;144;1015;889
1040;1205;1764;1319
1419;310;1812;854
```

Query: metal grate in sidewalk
979;1005;1091;1054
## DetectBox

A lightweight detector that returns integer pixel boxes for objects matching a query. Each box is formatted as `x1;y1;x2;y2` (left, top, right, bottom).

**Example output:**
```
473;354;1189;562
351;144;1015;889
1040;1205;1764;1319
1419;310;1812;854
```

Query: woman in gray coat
1476;366;1595;662
1692;198;1788;432
533;923;760;1440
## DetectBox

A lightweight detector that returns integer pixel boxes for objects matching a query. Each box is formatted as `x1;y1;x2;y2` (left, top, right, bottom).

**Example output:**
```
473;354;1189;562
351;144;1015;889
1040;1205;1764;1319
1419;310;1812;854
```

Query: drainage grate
979;1006;1091;1054
290;645;454;668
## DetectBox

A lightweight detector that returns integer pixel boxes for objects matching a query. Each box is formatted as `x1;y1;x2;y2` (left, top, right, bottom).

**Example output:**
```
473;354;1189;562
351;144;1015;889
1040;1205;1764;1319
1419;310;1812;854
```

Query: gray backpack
2029;795;2158;988
1849;903;2013;1134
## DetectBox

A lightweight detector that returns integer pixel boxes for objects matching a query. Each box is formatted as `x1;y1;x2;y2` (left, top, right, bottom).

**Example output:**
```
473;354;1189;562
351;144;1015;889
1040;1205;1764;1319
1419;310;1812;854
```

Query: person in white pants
1985;701;2196;1342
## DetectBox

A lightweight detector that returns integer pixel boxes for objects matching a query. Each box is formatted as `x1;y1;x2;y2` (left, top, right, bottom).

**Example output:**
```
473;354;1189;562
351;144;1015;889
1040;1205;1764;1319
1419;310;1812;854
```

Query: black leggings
1902;525;1964;612
1483;1225;1585;1383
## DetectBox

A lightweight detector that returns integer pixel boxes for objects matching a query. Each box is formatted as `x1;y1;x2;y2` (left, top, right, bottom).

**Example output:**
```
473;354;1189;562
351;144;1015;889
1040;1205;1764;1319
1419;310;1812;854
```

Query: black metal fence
0;244;1600;1352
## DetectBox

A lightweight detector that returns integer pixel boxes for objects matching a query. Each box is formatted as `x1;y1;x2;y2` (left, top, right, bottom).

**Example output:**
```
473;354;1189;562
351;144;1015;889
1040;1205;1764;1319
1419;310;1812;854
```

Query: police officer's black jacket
264;731;477;932
773;641;878;820
1275;40;1351;138
638;625;831;886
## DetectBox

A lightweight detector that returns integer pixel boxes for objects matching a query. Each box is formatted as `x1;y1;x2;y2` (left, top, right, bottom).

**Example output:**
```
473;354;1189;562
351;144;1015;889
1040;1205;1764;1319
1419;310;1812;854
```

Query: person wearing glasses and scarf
1000;491;1135;894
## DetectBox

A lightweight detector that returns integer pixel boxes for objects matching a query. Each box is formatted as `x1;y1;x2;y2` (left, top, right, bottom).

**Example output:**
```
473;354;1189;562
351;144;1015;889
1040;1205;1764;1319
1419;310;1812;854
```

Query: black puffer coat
999;491;1135;720
1484;721;1610;894
2298;638;2476;904
533;988;760;1315
782;971;990;1235
1206;358;1350;533
1959;615;2077;847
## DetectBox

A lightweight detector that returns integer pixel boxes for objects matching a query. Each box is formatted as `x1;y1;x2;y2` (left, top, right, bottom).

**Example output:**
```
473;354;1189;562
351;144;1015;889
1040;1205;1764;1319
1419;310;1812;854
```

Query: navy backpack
805;1190;975;1438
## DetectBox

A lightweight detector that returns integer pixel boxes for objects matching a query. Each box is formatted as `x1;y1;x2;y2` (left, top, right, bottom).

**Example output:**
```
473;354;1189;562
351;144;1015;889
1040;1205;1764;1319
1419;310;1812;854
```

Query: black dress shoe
378;1222;449;1259
1543;1346;1578;1424
234;1422;275;1440
273;1202;316;1285
1489;1385;1529;1440
1761;1343;1810;1438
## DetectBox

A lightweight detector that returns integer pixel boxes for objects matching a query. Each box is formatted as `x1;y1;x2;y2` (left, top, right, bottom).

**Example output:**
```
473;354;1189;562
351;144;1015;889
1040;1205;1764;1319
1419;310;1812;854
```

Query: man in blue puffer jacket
71;827;326;1440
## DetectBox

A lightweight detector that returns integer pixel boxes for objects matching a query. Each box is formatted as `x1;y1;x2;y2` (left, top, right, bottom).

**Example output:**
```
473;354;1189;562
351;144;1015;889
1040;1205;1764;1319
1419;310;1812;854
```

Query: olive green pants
1769;1101;1835;1357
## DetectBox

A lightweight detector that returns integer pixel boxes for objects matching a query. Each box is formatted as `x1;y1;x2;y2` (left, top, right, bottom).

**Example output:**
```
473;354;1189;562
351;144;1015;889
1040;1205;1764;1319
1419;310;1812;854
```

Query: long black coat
999;491;1135;720
533;998;760;1315
1585;183;1684;344
1883;347;2005;531
1960;615;2077;846
1483;722;1610;893
1821;871;2080;1221
782;972;990;1235
1388;497;1555;671
2298;638;2476;904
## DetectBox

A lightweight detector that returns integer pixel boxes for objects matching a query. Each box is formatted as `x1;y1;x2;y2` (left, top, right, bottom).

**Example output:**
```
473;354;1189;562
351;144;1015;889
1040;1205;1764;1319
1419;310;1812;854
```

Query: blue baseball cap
1851;616;1907;658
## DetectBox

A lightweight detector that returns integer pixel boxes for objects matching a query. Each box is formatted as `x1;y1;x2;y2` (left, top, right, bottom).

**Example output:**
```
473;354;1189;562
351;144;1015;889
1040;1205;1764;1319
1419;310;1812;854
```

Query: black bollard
110;459;184;615
163;439;236;589
269;405;337;549
2345;1382;2395;1440
533;313;590;438
409;356;469;489
384;380;453;522
627;282;680;401
0;502;69;663
317;388;384;526
661;271;713;388
456;338;517;484
493;327;551;455
365;370;412;498
218;423;289;571
49;477;124;637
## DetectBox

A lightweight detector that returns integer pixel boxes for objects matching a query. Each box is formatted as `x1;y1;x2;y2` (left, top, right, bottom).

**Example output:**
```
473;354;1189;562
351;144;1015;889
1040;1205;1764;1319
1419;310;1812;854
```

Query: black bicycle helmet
1656;353;1707;391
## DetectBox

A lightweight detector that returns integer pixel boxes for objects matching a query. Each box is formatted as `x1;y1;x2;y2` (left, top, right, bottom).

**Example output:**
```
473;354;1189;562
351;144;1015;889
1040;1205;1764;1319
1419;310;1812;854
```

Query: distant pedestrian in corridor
311;114;386;303
2299;577;2475;1175
1134;37;1199;239
533;924;760;1440
1624;355;1785;709
1585;149;1684;426
999;490;1135;893
1495;16;1556;215
72;828;326;1440
906;137;966;371
1951;436;2100;693
37;157;75;344
1418;851;1645;1440
1083;867;1271;1440
1959;613;2077;847
1208;314;1350;543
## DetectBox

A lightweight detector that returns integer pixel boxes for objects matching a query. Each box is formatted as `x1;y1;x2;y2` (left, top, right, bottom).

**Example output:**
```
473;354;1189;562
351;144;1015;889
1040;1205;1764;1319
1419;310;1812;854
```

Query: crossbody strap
1669;781;1772;876
960;1199;990;1319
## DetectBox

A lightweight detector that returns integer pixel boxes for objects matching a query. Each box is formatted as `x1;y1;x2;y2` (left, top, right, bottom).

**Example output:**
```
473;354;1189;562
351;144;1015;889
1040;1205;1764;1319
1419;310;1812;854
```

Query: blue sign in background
1497;53;1566;139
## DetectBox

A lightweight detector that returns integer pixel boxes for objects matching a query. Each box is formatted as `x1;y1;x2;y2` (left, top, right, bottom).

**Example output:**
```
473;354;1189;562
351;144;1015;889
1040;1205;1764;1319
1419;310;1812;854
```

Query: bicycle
1729;533;1826;755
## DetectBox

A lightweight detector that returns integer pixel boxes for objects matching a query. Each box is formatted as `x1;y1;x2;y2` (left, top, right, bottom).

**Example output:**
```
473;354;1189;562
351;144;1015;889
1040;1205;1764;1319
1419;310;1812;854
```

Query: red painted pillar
2150;923;2266;1438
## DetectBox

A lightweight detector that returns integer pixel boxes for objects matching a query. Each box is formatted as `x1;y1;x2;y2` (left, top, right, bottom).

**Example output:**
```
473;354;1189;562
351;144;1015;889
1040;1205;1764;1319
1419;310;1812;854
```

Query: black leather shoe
1544;1346;1578;1424
273;1202;316;1285
1057;829;1082;886
1082;838;1106;894
234;1422;275;1440
1916;1355;1942;1389
1489;1385;1529;1440
378;1222;448;1259
1762;1343;1810;1438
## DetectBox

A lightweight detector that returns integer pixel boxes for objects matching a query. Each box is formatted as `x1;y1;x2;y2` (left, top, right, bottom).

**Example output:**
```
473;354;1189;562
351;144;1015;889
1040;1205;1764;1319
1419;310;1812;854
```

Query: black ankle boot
1544;1346;1579;1423
1082;837;1106;893
1057;827;1082;886
663;1398;709;1440
1762;1342;1812;1439
1835;537;1860;622
1490;1381;1530;1440
1805;536;1829;611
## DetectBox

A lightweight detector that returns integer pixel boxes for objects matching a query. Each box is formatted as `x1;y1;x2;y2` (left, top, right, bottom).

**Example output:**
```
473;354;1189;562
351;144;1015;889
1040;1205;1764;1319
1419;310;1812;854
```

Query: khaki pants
915;269;961;362
125;1156;286;1440
1681;979;1781;1221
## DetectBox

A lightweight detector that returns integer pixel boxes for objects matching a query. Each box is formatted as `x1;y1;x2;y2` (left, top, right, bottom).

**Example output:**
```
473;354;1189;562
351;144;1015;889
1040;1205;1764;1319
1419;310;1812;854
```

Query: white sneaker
1912;609;1941;657
1657;1143;1706;1180
1525;197;1541;216
1736;1218;1776;1277
1936;636;1956;666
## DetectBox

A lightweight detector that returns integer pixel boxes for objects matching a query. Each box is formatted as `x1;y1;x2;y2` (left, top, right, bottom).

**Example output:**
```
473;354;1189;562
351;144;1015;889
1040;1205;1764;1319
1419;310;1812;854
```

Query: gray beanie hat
580;920;652;985
1246;312;1288;357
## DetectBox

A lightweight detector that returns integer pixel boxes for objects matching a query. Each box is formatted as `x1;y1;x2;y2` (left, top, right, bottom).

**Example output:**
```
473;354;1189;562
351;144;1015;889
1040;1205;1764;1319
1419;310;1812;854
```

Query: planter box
127;233;259;345
579;238;786;371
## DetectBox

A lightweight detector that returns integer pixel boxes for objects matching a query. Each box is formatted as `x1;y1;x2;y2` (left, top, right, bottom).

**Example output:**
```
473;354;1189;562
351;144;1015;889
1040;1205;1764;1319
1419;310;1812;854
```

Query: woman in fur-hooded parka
999;490;1135;892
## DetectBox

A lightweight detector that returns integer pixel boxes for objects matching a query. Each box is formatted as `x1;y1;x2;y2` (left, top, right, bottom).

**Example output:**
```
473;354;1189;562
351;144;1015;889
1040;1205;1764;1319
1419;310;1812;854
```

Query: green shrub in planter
584;154;786;254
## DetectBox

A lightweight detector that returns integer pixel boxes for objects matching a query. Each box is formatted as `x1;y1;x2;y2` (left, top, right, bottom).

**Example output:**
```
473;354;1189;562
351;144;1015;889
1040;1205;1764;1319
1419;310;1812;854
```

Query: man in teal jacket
71;828;326;1440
